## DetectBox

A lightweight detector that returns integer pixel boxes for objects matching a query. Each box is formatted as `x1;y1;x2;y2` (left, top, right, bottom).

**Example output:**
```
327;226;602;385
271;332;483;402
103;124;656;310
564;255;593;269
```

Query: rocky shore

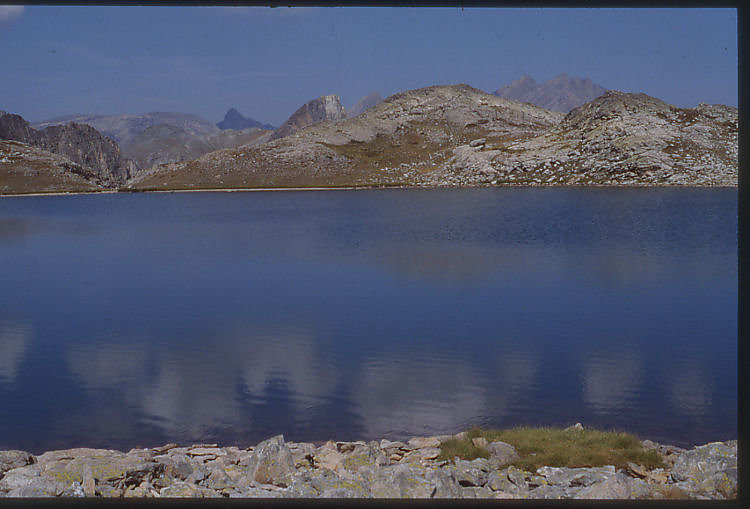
0;431;736;499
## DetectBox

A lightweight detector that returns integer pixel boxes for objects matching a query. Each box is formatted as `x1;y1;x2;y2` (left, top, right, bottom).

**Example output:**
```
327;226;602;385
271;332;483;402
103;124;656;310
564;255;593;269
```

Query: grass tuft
437;426;665;471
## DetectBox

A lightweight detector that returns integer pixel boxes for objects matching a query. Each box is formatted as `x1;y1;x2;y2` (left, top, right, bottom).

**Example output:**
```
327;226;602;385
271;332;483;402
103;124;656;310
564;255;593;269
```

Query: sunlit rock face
270;94;347;141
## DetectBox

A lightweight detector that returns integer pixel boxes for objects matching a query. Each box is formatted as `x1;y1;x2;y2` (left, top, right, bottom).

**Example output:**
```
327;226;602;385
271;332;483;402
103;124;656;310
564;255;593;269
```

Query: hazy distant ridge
33;112;220;146
494;73;608;112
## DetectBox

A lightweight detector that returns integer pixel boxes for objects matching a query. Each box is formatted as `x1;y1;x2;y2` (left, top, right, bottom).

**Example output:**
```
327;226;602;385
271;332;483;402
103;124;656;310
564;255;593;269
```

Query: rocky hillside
0;433;736;499
217;108;275;131
128;84;562;190
129;84;737;191
121;124;271;170
33;112;220;146
269;94;347;141
477;91;738;186
348;92;384;118
0;112;137;186
495;73;608;112
0;140;104;194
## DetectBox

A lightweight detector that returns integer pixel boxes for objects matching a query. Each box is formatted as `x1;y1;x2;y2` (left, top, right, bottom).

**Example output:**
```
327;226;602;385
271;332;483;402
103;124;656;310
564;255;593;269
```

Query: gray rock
469;138;486;148
536;465;615;487
454;458;490;487
159;481;222;497
369;463;433;498
408;436;441;449
486;441;519;467
671;441;736;483
574;472;633;499
425;467;460;498
506;465;528;489
0;450;34;474
306;467;370;497
61;481;85;497
527;483;570;499
460;485;495;498
203;466;233;490
157;452;194;480
486;470;521;494
245;435;295;486
340;443;388;472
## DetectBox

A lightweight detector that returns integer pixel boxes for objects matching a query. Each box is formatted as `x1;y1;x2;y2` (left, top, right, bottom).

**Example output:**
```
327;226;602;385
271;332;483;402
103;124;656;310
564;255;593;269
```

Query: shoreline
0;183;739;198
0;430;737;499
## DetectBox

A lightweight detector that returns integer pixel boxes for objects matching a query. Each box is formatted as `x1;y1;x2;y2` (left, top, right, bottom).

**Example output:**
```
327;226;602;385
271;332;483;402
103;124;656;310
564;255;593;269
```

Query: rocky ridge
0;433;736;499
494;73;608;112
0;112;137;186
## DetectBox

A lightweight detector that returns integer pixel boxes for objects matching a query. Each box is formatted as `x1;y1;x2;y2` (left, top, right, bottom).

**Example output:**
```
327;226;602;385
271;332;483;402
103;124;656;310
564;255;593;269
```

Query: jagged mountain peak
217;108;275;131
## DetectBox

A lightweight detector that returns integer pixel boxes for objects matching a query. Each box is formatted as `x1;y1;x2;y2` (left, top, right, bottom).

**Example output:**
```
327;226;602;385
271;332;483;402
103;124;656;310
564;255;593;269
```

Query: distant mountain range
217;108;276;131
494;73;608;112
33;112;221;146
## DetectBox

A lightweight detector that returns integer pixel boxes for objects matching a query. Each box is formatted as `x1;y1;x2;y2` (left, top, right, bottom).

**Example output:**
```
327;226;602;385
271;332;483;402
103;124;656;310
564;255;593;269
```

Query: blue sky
0;6;738;126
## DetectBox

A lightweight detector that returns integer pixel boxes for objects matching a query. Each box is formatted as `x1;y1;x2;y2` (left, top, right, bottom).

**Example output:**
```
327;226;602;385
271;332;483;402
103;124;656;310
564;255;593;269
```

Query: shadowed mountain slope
1;111;137;186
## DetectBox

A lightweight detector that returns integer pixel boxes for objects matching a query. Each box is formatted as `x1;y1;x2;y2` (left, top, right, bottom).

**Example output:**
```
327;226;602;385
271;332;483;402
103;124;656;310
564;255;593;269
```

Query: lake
0;188;737;453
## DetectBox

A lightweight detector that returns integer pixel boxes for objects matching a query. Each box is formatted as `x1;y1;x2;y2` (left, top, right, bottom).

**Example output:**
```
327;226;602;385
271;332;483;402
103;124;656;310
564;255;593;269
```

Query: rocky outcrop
0;434;735;499
269;94;347;141
494;73;608;112
0;112;136;186
217;108;275;131
460;90;737;186
33;112;220;146
347;92;383;118
0;140;103;194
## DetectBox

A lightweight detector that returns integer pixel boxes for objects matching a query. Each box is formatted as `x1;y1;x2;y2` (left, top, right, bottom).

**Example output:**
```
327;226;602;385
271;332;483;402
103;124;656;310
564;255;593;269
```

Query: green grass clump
437;426;665;471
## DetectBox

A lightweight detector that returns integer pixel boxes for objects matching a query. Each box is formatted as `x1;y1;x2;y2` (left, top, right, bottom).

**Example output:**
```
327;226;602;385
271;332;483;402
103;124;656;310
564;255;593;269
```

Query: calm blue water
0;188;737;453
